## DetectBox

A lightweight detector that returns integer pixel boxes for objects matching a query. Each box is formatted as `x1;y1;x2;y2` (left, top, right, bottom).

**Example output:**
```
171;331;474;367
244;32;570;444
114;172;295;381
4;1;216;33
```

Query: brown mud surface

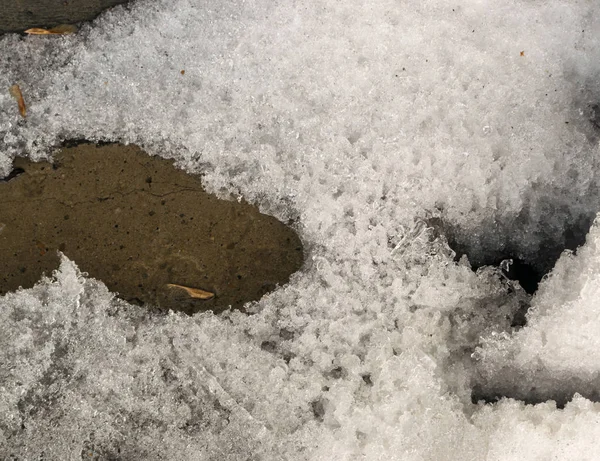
0;143;304;314
0;0;129;34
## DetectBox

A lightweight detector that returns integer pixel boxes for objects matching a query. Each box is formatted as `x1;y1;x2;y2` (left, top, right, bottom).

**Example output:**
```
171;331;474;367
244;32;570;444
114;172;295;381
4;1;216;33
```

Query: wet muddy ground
0;0;129;33
0;143;304;314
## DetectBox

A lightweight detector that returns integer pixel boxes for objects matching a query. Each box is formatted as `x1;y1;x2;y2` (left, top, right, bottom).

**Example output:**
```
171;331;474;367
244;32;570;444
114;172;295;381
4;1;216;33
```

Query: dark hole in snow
310;398;326;422
471;380;600;409
0;167;24;182
590;103;600;130
324;366;345;380
448;207;600;407
260;340;277;353
279;328;294;340
441;213;594;296
497;258;541;295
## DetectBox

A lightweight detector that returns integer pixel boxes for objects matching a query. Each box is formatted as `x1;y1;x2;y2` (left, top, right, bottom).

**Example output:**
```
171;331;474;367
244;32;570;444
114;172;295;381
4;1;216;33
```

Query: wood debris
166;283;215;300
9;84;26;118
24;24;77;35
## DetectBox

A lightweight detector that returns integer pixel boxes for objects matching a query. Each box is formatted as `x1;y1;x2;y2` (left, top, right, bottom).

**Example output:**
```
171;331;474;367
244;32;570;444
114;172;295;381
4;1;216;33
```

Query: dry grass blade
166;283;215;300
25;24;77;35
9;84;26;118
24;28;54;35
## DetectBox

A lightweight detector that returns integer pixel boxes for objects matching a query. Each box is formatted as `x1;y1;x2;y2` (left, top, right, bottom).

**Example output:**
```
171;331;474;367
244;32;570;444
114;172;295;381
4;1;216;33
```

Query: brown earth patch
0;142;303;314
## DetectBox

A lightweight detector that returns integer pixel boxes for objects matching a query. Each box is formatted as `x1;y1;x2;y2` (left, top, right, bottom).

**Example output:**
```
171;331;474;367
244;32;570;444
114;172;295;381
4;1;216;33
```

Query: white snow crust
1;0;600;459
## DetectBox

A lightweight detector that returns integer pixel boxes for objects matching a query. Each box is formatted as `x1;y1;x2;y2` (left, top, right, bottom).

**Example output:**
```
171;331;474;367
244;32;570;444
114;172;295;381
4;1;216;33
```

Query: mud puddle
0;143;304;314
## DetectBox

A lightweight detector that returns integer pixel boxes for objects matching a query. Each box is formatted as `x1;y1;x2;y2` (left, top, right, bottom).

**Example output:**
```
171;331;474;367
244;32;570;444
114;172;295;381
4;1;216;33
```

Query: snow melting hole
441;212;594;298
436;210;597;407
